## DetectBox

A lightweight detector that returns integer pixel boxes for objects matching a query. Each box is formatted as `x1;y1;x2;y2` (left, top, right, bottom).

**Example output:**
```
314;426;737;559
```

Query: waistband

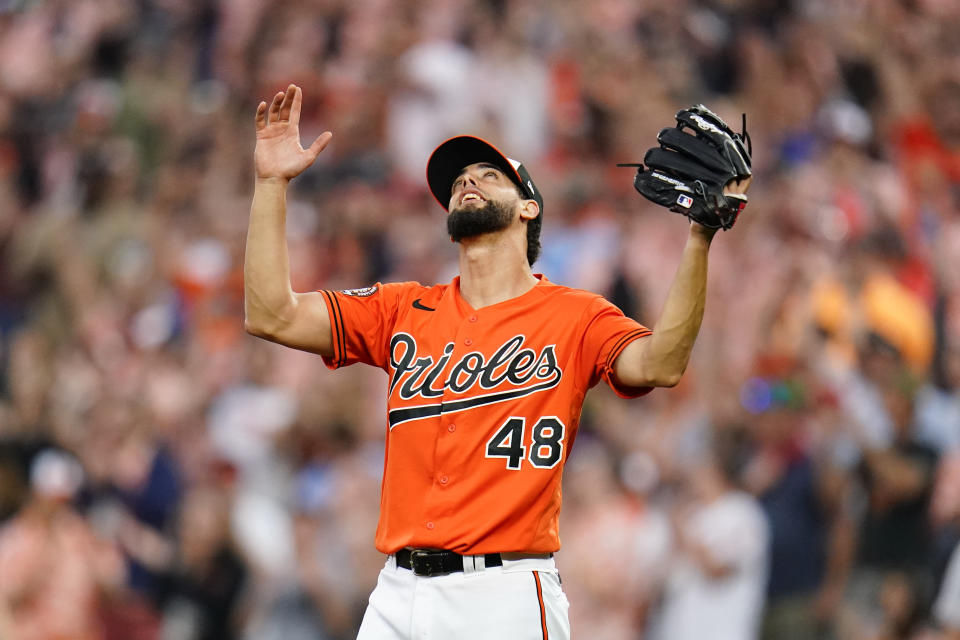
393;548;553;577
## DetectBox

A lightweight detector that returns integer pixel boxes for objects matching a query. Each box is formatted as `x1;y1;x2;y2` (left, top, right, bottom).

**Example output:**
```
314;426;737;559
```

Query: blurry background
0;0;959;639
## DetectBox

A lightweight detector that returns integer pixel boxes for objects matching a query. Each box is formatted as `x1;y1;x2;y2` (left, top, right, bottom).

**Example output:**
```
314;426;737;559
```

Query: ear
519;199;540;221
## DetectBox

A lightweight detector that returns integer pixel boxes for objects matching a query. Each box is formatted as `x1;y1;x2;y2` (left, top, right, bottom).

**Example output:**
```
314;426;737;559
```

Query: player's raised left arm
612;177;751;388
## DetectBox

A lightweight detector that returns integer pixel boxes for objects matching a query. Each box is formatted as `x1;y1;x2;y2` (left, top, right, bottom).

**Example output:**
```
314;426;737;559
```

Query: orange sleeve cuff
319;290;346;370
601;329;653;399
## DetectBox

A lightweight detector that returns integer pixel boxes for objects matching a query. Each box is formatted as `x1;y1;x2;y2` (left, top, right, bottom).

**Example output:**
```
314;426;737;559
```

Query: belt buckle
409;549;442;577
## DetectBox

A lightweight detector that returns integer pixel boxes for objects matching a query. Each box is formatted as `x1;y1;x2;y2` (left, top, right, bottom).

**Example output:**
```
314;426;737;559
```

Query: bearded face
447;198;515;242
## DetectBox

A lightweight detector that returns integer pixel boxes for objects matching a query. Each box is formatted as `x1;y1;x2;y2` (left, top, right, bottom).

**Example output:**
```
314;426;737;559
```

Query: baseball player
244;84;752;639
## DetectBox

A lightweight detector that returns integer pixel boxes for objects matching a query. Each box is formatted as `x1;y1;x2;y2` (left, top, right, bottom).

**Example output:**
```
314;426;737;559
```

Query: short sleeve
319;282;417;371
580;296;653;398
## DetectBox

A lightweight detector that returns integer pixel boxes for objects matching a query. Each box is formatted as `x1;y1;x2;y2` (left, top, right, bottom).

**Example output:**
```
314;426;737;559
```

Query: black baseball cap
426;136;543;215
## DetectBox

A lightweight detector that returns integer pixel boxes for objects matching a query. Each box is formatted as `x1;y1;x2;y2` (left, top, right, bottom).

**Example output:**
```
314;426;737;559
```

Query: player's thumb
308;131;333;159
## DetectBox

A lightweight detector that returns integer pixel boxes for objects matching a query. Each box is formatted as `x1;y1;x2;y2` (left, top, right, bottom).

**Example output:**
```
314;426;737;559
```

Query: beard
447;198;514;242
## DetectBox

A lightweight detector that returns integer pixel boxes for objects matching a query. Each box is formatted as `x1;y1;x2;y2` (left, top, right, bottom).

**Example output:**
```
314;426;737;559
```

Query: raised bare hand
254;84;332;182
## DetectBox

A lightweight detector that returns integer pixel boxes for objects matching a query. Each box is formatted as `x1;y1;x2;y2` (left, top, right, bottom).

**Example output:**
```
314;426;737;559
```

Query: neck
24;498;62;524
699;480;731;504
457;230;538;309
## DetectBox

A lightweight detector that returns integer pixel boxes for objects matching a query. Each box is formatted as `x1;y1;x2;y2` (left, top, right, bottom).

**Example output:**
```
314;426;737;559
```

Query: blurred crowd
0;0;959;639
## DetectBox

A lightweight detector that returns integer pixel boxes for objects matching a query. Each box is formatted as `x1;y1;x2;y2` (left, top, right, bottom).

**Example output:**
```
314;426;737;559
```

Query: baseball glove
619;105;752;230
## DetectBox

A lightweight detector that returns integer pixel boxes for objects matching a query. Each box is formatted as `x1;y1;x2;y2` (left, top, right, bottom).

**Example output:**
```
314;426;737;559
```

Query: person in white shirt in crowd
650;431;770;640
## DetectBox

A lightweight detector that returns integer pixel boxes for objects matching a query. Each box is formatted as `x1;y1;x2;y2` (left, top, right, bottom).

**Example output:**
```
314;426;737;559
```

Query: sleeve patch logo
340;285;378;297
676;194;693;209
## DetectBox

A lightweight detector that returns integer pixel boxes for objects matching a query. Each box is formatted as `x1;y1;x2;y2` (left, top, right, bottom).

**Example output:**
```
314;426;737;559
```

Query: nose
460;172;478;188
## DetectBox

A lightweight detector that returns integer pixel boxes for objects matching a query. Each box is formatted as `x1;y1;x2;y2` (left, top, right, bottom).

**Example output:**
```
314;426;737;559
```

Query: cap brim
426;136;540;213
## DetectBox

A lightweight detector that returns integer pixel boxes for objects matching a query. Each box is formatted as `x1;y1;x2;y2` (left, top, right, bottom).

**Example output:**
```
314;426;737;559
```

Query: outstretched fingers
288;85;303;125
308;131;334;159
278;84;297;122
267;91;284;125
259;85;306;129
254;101;268;130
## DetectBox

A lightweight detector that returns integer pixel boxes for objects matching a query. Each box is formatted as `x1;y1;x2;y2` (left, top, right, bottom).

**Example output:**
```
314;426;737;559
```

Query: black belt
395;548;503;577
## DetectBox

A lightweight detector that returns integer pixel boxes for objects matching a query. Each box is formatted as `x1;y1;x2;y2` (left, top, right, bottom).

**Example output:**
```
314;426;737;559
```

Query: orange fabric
860;272;934;370
811;272;934;372
321;275;651;554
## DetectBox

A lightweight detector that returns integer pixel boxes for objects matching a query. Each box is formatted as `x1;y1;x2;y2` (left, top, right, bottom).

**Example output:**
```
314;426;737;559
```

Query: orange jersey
320;275;651;555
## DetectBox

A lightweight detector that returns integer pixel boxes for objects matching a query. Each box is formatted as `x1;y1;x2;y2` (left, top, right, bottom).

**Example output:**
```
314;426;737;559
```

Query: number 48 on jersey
485;416;565;470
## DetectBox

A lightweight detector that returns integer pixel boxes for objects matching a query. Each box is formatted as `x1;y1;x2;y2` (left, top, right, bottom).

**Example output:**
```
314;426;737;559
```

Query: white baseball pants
356;554;570;639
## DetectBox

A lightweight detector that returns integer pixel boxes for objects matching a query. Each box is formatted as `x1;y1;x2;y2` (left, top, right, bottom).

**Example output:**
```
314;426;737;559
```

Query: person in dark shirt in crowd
857;378;937;574
154;486;248;640
742;375;853;640
843;363;939;637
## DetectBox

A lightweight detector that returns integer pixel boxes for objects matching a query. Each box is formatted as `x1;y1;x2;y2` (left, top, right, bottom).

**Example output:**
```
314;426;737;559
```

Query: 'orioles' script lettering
388;333;562;401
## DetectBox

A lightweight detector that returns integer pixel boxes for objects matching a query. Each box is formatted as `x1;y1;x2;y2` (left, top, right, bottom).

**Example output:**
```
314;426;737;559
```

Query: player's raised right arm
244;85;335;355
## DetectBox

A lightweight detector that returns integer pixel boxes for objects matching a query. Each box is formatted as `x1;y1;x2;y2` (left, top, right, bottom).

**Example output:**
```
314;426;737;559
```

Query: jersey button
447;424;456;433
464;338;473;346
426;521;435;530
439;475;449;485
469;315;478;323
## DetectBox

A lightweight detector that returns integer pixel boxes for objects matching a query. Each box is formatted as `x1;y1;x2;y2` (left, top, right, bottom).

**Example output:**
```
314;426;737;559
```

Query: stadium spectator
740;377;854;640
0;449;124;640
650;433;769;640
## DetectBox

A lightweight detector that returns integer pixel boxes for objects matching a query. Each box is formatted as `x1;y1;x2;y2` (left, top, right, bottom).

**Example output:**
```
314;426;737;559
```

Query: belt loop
462;554;486;574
